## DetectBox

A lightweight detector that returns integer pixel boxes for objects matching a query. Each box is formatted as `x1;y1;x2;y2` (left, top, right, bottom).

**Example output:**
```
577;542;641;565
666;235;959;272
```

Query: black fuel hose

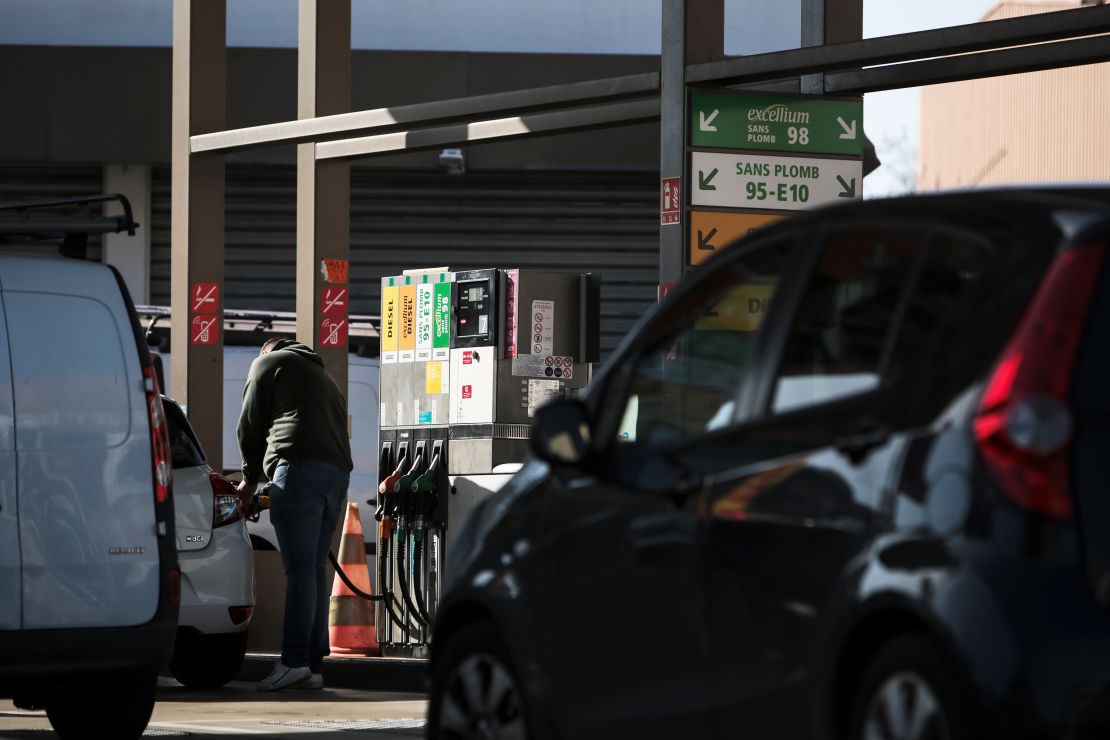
395;530;429;632
411;528;433;625
378;535;413;640
328;549;389;602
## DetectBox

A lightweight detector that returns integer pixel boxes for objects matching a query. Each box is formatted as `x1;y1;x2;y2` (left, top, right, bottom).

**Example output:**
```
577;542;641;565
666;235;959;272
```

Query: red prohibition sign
191;315;218;345
192;282;219;314
319;317;348;347
321;286;348;316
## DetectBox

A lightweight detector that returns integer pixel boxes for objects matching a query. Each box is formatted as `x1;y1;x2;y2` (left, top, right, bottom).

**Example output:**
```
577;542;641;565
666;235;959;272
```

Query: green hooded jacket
237;339;353;484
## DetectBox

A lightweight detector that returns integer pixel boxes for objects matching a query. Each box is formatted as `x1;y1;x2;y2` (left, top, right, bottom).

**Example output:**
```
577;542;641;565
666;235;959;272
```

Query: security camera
438;148;465;175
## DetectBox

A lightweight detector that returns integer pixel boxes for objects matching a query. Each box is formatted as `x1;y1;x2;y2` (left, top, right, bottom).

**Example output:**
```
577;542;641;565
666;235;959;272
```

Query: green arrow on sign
836;175;857;198
698;168;718;191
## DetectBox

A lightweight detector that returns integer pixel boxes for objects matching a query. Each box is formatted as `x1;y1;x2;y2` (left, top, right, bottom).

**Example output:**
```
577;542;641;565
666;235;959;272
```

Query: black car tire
428;621;533;740
169;629;249;689
46;672;156;740
847;634;972;740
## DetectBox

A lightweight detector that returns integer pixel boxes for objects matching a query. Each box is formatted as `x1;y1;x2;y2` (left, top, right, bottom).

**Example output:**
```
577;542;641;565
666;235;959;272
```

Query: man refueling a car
236;337;353;691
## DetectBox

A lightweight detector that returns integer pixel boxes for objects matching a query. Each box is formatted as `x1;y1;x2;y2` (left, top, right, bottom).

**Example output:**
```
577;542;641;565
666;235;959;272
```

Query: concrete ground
0;676;428;739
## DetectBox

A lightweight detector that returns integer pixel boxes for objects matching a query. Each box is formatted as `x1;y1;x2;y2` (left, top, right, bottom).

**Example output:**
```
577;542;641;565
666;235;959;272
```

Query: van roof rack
136;305;381;357
0;193;138;259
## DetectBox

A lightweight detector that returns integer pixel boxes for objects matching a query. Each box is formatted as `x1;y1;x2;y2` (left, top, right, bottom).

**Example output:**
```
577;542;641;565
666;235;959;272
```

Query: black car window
612;238;795;446
886;234;992;412
163;399;206;470
771;230;925;414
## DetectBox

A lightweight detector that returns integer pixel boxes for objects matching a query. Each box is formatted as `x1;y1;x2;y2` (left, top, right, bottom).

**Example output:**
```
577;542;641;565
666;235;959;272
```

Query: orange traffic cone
329;502;380;655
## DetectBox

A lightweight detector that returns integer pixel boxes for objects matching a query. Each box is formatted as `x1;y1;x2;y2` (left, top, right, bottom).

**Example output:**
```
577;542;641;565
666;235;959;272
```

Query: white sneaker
294;672;323;690
258;662;311;691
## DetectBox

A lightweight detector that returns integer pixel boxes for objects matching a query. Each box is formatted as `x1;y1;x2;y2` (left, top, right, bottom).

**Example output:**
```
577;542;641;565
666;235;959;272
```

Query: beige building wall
919;1;1110;190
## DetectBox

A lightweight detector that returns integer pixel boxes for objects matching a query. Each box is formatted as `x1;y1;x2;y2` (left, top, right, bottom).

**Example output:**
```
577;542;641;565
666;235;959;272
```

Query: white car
163;396;255;688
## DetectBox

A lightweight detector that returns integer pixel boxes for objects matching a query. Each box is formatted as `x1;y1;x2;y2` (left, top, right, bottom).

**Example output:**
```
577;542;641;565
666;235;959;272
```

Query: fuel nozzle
411;453;440;495
395;455;425;522
411;452;441;536
246;487;271;523
376;455;408;522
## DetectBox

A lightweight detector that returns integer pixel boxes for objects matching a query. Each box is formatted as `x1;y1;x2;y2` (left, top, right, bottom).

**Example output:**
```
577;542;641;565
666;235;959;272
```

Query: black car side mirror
530;399;594;467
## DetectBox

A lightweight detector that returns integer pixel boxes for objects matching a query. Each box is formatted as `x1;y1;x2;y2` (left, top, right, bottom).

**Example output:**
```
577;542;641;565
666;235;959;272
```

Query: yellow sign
399;284;416;360
689;210;783;266
425;361;443;395
696;282;777;333
381;284;399;359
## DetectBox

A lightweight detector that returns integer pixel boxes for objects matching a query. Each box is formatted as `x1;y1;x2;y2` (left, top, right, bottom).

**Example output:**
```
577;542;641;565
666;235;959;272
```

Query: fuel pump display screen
455;279;492;340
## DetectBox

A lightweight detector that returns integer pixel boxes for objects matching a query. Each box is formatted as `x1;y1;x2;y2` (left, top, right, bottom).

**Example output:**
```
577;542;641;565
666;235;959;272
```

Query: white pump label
531;300;554;356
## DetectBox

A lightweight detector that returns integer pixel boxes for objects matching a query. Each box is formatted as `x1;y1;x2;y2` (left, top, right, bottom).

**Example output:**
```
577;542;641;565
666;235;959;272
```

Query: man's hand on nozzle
237;479;259;498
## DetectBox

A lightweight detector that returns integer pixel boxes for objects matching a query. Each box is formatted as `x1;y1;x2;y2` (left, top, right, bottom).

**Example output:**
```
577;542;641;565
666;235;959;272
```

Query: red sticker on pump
462;385;473;399
462;350;473;365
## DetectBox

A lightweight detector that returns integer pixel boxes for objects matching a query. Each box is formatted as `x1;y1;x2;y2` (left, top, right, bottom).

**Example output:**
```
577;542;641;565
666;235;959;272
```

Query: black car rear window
163;399;206;469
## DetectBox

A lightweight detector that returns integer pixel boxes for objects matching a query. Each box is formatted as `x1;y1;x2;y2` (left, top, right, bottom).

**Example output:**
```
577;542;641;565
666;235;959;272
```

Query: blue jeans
269;461;349;672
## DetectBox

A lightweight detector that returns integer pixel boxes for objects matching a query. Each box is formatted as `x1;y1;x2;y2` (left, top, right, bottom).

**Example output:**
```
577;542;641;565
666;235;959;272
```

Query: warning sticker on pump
528;379;561;417
513;354;574;380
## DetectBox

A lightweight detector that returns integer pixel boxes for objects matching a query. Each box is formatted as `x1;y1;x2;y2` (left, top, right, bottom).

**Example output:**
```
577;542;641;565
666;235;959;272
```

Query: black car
427;187;1110;740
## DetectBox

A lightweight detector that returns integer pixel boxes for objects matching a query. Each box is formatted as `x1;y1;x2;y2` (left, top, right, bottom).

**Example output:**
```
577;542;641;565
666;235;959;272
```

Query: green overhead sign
690;90;863;157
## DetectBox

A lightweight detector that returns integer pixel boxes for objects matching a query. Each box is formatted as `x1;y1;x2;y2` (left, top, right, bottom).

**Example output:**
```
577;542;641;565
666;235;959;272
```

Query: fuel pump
445;269;600;554
448;269;599;474
377;270;453;656
373;266;599;658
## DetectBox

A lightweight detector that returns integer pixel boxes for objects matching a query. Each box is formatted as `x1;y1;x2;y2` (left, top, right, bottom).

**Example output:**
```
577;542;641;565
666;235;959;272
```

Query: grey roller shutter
151;163;659;358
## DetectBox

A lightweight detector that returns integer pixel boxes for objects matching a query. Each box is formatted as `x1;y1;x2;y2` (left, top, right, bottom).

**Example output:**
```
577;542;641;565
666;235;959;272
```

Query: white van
0;196;179;740
149;321;381;549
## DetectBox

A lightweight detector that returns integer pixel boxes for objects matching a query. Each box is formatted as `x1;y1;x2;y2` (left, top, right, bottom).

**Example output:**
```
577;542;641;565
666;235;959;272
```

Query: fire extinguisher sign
660;176;681;225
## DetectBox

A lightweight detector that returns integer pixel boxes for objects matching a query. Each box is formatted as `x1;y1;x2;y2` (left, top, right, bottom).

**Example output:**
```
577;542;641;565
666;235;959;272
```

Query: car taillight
211;472;244;528
974;242;1107;519
143;366;172;505
228;606;253;625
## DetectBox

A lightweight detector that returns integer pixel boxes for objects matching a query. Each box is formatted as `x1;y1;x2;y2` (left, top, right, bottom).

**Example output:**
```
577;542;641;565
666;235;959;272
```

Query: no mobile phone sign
319;318;348;347
191;316;218;345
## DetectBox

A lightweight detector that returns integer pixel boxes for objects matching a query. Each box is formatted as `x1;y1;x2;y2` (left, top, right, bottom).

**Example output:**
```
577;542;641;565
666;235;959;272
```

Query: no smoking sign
321;285;348;316
192;282;219;314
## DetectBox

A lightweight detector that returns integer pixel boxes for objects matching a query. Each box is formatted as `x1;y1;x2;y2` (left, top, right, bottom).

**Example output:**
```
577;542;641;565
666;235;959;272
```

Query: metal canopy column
659;0;723;289
171;0;225;466
296;0;351;396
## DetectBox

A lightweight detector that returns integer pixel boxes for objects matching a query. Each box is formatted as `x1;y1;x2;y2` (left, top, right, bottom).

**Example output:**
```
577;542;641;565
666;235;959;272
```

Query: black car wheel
46;672;156;740
169;628;249;689
429;621;531;740
848;634;971;740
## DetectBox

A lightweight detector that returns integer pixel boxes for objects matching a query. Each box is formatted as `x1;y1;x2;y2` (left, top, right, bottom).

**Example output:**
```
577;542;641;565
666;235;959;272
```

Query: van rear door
6;258;161;629
0;290;20;630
